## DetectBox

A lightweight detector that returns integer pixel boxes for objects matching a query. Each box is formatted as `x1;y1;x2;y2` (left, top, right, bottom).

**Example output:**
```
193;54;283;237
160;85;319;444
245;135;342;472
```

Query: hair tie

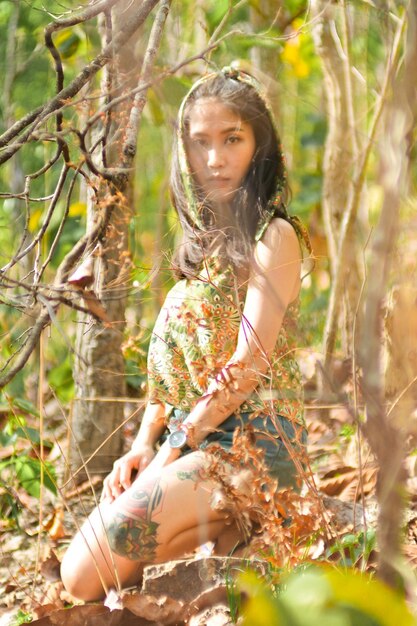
221;66;240;80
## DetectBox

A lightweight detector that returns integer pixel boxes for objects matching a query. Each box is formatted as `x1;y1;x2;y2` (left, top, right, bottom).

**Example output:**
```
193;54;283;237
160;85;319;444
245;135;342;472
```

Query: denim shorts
163;409;307;491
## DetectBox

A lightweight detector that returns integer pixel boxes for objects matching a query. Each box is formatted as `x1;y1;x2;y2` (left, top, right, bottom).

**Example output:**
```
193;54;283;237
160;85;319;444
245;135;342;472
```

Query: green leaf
243;592;284;626
54;28;82;59
147;89;166;126
158;75;191;108
0;490;21;527
11;398;40;418
0;429;17;446
300;114;327;147
14;426;42;445
14;457;57;498
239;571;285;625
47;356;74;402
206;0;229;29
9;609;33;625
0;3;13;26
15;457;38;497
42;466;57;496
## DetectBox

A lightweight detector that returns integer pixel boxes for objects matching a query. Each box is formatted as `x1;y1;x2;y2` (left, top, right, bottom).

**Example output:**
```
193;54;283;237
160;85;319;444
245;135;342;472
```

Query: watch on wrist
167;427;188;451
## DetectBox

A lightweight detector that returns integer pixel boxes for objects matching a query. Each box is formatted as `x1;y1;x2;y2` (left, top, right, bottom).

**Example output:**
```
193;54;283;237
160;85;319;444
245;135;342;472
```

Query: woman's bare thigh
105;450;231;560
61;450;239;600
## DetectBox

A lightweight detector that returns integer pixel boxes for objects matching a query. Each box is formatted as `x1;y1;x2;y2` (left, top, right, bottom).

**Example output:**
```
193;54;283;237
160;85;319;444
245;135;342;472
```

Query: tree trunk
2;0;30;275
359;3;417;589
249;0;282;110
70;182;130;479
69;0;171;480
311;0;365;373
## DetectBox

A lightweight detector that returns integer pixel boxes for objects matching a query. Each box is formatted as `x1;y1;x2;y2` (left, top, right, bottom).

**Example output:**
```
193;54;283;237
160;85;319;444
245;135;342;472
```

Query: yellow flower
281;33;310;78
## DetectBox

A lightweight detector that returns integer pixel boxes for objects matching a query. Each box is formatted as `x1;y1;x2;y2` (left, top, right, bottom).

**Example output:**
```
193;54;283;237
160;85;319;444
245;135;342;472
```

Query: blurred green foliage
326;528;377;570
8;609;33;625
239;566;416;626
0;398;56;523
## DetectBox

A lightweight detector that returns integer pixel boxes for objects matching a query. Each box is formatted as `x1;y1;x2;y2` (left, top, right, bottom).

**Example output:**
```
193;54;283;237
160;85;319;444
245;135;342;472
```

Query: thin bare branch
358;1;417;589
1;164;70;273
43;0;122;34
35;168;82;284
120;0;172;175
3;0;20;123
0;0;160;162
321;9;406;368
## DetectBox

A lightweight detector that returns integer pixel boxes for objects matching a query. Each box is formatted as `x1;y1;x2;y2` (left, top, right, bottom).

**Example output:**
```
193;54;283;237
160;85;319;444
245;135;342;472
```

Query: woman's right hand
101;445;155;502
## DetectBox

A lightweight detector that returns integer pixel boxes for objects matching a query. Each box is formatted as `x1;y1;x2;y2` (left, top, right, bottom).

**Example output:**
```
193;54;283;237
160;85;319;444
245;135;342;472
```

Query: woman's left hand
101;445;155;502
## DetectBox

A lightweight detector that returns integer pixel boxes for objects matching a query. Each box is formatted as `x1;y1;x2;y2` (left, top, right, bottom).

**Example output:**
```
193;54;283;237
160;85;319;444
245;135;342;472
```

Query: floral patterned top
147;257;304;426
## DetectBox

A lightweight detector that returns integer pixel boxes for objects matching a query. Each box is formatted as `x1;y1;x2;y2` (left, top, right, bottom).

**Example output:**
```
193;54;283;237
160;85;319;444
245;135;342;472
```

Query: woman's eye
226;135;241;144
191;138;207;147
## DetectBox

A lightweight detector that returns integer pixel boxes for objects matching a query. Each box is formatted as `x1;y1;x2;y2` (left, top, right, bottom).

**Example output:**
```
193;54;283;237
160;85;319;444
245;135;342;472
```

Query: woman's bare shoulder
260;217;300;251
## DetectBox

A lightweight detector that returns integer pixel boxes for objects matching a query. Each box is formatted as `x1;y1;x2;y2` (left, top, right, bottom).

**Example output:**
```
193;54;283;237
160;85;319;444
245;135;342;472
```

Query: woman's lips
208;176;230;184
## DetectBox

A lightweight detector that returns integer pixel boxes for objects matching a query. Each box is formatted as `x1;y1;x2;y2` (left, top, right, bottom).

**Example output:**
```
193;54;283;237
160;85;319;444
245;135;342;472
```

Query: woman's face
185;97;256;204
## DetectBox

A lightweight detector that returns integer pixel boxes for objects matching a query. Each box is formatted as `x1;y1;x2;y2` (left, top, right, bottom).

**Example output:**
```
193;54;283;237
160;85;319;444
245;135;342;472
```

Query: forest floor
1;360;417;624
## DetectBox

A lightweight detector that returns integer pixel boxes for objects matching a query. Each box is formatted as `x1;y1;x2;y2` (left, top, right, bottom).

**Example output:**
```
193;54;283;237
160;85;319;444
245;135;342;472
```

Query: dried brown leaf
67;257;95;288
122;591;187;624
29;605;150;625
320;465;378;501
47;509;67;541
79;290;110;323
40;550;61;582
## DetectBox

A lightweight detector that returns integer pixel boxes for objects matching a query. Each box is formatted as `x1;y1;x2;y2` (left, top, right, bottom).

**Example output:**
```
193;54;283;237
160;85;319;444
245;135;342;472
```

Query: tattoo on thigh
177;468;203;483
106;478;164;561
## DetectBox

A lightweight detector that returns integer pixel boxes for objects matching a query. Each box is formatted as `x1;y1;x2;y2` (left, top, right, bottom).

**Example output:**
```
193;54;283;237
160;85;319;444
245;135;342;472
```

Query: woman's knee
60;506;114;601
60;541;105;601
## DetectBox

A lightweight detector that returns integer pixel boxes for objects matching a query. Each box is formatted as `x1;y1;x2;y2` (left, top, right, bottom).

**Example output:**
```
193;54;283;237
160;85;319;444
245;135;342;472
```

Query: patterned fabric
147;68;309;430
147;257;304;426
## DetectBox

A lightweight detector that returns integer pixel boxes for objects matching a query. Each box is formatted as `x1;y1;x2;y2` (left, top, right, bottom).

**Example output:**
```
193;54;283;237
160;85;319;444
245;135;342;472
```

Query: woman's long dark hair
170;73;289;278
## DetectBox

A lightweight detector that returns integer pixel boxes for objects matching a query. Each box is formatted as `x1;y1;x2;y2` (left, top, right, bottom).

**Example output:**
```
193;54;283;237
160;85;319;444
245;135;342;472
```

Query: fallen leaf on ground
122;591;187;624
29;605;153;625
40;550;61;582
45;509;66;541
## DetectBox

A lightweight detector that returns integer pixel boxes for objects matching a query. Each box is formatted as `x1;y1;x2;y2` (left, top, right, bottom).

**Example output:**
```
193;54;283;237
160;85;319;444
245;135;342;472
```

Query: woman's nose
207;147;225;168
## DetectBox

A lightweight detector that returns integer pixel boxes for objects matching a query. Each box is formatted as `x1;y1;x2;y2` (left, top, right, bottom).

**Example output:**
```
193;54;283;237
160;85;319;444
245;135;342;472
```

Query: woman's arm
184;217;301;440
236;217;301;362
130;400;167;452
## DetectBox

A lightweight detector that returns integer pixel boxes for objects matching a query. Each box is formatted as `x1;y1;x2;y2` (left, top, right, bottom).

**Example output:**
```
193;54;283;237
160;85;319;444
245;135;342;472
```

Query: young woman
61;68;311;601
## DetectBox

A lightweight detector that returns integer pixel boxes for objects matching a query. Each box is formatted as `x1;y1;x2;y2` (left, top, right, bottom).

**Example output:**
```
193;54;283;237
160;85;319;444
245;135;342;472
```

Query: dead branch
1;165;70;273
99;9;114;169
311;0;358;268
120;0;172;174
3;0;20;124
0;309;51;389
0;0;160;163
35;168;81;284
44;0;122;34
316;6;406;370
0;187;114;390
